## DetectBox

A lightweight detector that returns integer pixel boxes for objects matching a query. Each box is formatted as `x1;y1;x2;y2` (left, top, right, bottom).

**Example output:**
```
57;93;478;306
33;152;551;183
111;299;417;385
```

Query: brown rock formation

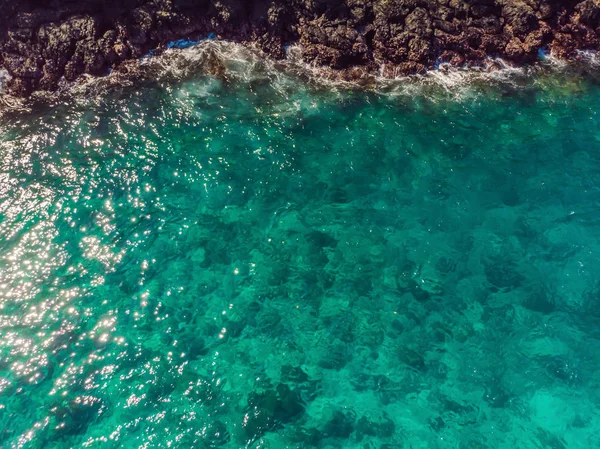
0;0;599;96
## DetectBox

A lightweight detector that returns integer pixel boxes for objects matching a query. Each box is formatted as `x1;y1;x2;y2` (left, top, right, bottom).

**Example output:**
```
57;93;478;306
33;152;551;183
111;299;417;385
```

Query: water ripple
1;55;600;448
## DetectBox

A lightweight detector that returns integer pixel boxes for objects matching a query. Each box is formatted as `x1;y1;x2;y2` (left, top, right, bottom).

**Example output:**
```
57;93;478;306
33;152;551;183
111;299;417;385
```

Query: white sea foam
0;69;29;113
0;68;10;93
1;40;600;115
131;40;598;103
575;50;600;66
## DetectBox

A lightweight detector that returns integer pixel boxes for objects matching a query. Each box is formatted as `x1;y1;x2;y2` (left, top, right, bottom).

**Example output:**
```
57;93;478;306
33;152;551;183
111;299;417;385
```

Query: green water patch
1;64;600;448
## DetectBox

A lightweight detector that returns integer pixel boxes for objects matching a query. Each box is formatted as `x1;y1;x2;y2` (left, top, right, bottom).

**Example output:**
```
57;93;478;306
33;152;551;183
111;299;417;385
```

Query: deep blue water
1;44;600;448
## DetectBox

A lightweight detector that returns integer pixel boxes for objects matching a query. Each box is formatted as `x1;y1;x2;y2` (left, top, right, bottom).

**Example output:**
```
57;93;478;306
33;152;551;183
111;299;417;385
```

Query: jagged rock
500;0;538;36
551;32;578;59
3;53;42;79
129;7;156;44
15;9;61;29
8;29;33;42
405;7;433;36
0;0;599;97
576;0;600;27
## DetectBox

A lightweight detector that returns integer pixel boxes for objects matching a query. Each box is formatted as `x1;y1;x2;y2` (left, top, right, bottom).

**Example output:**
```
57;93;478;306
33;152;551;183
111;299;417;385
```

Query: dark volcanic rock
0;0;599;97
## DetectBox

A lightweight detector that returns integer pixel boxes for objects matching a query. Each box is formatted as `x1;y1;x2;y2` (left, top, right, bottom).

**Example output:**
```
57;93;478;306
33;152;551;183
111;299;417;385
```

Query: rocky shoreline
0;0;599;97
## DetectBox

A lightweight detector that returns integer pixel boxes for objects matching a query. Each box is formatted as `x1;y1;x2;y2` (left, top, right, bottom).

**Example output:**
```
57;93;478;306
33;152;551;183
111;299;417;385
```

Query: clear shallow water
2;46;600;449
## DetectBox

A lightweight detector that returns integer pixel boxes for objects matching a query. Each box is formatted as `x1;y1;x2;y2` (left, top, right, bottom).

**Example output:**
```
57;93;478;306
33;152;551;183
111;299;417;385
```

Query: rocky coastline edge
0;0;599;97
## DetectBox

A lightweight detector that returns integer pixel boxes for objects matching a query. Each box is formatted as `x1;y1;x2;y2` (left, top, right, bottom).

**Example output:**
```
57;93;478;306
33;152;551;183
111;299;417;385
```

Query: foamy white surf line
0;69;30;114
2;40;600;115
80;40;532;100
167;41;592;98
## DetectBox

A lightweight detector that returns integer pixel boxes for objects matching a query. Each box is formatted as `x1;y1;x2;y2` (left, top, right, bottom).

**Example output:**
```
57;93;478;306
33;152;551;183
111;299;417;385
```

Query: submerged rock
300;404;357;444
49;395;106;438
242;383;305;441
316;338;350;370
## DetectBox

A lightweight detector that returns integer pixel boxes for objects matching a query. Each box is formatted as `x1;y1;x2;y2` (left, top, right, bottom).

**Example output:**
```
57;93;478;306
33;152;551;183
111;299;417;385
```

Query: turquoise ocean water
2;43;600;448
